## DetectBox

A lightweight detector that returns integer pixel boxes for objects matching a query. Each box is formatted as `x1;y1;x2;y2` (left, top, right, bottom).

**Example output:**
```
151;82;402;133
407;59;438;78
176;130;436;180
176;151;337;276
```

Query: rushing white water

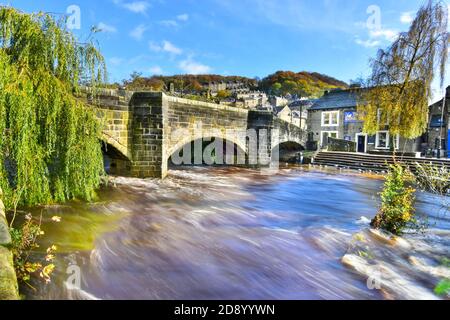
25;166;449;300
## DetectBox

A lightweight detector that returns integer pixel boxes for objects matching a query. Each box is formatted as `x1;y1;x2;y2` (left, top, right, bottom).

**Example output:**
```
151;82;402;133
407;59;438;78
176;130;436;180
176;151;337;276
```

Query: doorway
356;133;367;153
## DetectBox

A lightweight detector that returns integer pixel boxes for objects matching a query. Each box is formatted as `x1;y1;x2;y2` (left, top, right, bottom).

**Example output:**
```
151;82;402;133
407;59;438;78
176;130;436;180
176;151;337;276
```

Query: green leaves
260;71;348;98
0;8;105;209
434;279;450;297
371;164;418;235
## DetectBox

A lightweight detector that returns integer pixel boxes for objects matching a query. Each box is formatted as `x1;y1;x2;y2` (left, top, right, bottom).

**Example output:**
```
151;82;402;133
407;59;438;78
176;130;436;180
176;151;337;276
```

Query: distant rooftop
289;99;317;111
310;88;367;110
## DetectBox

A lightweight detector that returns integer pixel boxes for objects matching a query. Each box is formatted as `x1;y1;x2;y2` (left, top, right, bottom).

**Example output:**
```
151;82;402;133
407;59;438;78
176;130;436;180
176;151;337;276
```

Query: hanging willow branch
357;1;449;139
0;7;107;209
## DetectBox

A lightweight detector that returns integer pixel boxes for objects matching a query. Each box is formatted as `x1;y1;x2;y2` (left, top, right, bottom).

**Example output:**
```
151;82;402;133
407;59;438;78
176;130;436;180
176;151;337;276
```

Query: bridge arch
101;135;132;175
101;133;131;160
167;136;248;167
272;141;305;162
272;140;305;152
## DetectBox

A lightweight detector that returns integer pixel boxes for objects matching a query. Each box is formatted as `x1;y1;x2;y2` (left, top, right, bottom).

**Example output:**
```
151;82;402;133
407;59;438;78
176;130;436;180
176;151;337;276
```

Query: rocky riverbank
342;227;450;300
0;187;19;300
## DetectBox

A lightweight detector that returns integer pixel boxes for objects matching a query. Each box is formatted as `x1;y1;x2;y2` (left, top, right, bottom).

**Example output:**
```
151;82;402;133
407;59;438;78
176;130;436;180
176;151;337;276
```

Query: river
25;166;449;300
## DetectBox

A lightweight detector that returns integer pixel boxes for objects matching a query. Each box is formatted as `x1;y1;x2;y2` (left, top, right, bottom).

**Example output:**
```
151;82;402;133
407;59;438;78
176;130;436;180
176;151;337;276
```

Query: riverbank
343;227;450;299
0;187;19;300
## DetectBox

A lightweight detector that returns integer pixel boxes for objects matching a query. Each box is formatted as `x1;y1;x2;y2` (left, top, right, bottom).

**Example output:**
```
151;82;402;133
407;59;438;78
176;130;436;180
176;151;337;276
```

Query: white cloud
97;22;117;33
149;40;183;55
400;11;414;24
109;57;124;66
113;0;150;14
159;20;178;27
355;38;380;48
149;41;162;52
369;28;398;42
355;20;398;48
177;14;189;21
162;41;182;55
149;66;163;74
130;24;147;40
179;59;211;74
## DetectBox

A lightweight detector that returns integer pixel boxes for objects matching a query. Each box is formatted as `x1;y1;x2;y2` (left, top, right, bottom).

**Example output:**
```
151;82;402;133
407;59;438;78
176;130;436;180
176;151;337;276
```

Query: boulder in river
342;228;447;300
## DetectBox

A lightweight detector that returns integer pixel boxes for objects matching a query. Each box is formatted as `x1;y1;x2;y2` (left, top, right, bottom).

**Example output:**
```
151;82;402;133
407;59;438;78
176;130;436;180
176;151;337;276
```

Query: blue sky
2;0;449;101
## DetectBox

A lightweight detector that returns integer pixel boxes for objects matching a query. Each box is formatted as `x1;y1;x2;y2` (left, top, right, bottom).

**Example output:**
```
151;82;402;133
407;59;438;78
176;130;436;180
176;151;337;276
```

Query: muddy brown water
24;166;449;299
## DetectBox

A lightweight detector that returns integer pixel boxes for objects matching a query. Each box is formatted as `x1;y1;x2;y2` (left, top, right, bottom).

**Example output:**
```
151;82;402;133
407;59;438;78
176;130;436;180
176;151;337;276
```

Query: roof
289;99;316;111
275;105;288;114
310;88;366;111
429;85;450;108
292;111;301;118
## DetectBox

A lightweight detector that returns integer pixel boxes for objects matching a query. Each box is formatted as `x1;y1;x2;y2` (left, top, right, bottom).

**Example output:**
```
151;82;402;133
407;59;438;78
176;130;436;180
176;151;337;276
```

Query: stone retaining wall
0;187;19;300
327;137;356;152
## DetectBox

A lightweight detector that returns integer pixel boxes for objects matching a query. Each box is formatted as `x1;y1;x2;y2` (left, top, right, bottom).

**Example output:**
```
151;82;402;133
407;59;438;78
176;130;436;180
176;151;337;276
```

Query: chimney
446;85;450;98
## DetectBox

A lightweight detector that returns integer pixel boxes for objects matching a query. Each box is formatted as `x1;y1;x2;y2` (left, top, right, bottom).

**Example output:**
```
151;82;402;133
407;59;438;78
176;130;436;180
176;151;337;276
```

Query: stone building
424;86;450;157
202;81;251;96
236;92;268;109
202;81;227;94
276;99;314;130
269;96;290;108
307;88;421;153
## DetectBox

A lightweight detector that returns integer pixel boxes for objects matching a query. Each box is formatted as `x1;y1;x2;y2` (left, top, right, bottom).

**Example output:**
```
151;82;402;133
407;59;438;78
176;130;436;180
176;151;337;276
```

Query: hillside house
276;99;314;130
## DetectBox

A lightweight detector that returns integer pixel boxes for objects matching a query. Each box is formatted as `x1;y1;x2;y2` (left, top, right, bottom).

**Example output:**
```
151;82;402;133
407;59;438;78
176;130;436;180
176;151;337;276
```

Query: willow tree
357;1;449;140
0;8;106;209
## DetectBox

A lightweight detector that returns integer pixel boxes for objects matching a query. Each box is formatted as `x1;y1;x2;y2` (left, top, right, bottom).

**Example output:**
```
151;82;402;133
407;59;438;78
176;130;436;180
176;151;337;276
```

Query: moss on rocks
0;187;19;300
0;246;19;300
0;215;11;246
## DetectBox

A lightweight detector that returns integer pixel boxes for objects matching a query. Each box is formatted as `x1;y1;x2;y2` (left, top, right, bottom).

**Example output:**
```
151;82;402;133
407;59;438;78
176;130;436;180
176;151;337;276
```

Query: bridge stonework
86;89;305;178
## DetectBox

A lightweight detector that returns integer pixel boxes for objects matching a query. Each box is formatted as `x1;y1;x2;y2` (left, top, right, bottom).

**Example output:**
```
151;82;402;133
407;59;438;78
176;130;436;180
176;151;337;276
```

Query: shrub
9;213;58;289
371;164;418;235
414;162;450;197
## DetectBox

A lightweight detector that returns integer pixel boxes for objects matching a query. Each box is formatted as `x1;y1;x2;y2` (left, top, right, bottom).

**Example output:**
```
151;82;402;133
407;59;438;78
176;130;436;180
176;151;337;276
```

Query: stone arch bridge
85;88;306;178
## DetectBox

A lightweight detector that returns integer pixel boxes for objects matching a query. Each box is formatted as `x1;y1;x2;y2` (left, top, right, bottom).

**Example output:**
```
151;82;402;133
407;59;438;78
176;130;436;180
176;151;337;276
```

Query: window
376;131;389;149
375;131;400;149
430;115;445;128
320;131;338;146
321;111;339;126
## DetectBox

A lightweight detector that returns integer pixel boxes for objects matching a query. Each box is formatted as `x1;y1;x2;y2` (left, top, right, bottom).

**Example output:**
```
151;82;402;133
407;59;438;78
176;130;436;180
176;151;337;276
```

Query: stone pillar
0;187;19;300
130;92;167;178
247;110;274;166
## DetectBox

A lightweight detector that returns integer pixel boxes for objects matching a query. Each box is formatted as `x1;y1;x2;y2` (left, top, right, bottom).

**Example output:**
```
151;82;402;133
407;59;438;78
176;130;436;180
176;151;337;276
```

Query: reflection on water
25;166;449;300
